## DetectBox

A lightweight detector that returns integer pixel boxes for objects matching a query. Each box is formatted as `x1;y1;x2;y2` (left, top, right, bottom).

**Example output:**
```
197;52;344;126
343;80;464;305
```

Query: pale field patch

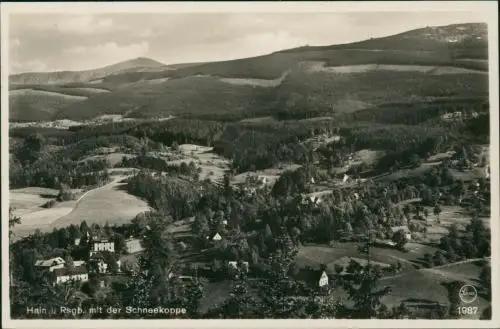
48;175;150;230
9;88;88;100
307;62;486;75
72;87;110;93
427;150;456;162
10;187;60;216
219;70;288;87
81;152;134;167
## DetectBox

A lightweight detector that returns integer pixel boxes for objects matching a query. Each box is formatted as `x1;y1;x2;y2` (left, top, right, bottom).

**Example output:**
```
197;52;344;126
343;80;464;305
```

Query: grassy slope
10;23;489;122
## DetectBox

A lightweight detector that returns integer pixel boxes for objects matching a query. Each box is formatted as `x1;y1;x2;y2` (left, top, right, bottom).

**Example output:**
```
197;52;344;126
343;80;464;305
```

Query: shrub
42;200;56;208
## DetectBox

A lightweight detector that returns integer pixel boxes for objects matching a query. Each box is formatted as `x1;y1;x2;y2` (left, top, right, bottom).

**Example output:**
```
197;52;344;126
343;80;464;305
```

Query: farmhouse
73;260;86;267
390;225;412;240
90;239;115;256
295;268;330;289
318;270;329;287
125;238;143;254
52;266;89;285
35;257;65;272
89;255;121;274
208;232;223;241
228;261;249;275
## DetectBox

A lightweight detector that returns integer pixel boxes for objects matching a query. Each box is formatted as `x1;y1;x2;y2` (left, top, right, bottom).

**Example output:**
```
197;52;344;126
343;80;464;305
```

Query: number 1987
457;306;478;316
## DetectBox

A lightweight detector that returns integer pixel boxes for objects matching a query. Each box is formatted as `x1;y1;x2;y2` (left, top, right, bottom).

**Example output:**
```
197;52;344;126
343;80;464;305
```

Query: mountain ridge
9;22;489;122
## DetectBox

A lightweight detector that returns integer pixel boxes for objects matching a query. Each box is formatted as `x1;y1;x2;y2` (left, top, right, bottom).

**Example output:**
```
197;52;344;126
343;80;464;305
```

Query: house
295;268;330;289
222;220;228;226
257;176;268;185
208;232;222;241
52;266;89;285
89;256;121;274
90;239;115;257
125;238;143;254
343;174;350;183
74;238;81;246
73;260;86;267
318;270;329;287
227;261;249;274
35;257;65;272
390;225;412;241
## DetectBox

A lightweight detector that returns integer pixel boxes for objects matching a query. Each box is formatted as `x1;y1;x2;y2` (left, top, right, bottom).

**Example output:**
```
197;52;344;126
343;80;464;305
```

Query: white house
53;266;89;285
74;238;81;246
343;174;350;183
211;232;222;241
35;257;65;272
222;220;228;226
318;271;329;287
90;239;115;257
228;261;249;273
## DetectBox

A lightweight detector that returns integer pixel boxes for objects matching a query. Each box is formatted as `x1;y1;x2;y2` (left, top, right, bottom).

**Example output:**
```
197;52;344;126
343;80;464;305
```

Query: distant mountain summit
9;57;166;85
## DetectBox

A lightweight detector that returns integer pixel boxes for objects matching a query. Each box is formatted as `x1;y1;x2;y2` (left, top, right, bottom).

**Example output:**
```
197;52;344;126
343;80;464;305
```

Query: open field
379;261;489;319
10;187;86;238
72;87;110;93
9;88;88;100
48;175;150;230
307;62;487;75
82;152;136;167
426;151;456;162
10;172;150;238
219;70;289;87
376;162;440;182
296;242;440;273
166;144;231;183
9;187;59;215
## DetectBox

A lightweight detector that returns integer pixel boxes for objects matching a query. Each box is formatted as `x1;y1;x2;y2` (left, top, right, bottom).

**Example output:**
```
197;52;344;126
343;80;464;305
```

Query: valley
7;21;492;321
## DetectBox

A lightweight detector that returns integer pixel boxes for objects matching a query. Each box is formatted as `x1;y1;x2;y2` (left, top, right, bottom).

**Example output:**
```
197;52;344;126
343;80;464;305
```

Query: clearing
47;174;150;230
307;62;486;75
380;260;488;319
219;70;289;87
9;88;88;100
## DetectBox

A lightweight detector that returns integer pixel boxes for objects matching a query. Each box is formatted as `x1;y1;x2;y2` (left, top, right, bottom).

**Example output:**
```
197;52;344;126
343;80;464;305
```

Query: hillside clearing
9;88;88;100
45;175;150;231
307;62;486;75
72;87;110;93
219;70;289;87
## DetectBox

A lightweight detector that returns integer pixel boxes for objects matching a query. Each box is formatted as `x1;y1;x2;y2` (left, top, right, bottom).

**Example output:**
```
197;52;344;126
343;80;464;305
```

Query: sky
8;11;490;74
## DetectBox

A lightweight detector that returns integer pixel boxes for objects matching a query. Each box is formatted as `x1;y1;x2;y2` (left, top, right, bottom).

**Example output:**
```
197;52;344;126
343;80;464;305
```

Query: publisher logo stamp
459;285;477;304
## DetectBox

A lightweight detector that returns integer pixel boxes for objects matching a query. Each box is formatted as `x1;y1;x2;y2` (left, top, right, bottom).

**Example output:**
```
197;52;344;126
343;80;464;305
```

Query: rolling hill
9;22;489;122
9;57;166;85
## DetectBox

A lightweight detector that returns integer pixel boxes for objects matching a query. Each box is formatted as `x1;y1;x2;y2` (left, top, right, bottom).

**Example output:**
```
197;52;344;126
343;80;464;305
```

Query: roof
93;239;112;244
53;266;88;277
209;232;222;240
390;225;410;233
35;257;65;267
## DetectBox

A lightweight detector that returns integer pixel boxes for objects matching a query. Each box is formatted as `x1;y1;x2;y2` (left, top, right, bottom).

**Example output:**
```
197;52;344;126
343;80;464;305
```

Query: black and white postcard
1;2;498;328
